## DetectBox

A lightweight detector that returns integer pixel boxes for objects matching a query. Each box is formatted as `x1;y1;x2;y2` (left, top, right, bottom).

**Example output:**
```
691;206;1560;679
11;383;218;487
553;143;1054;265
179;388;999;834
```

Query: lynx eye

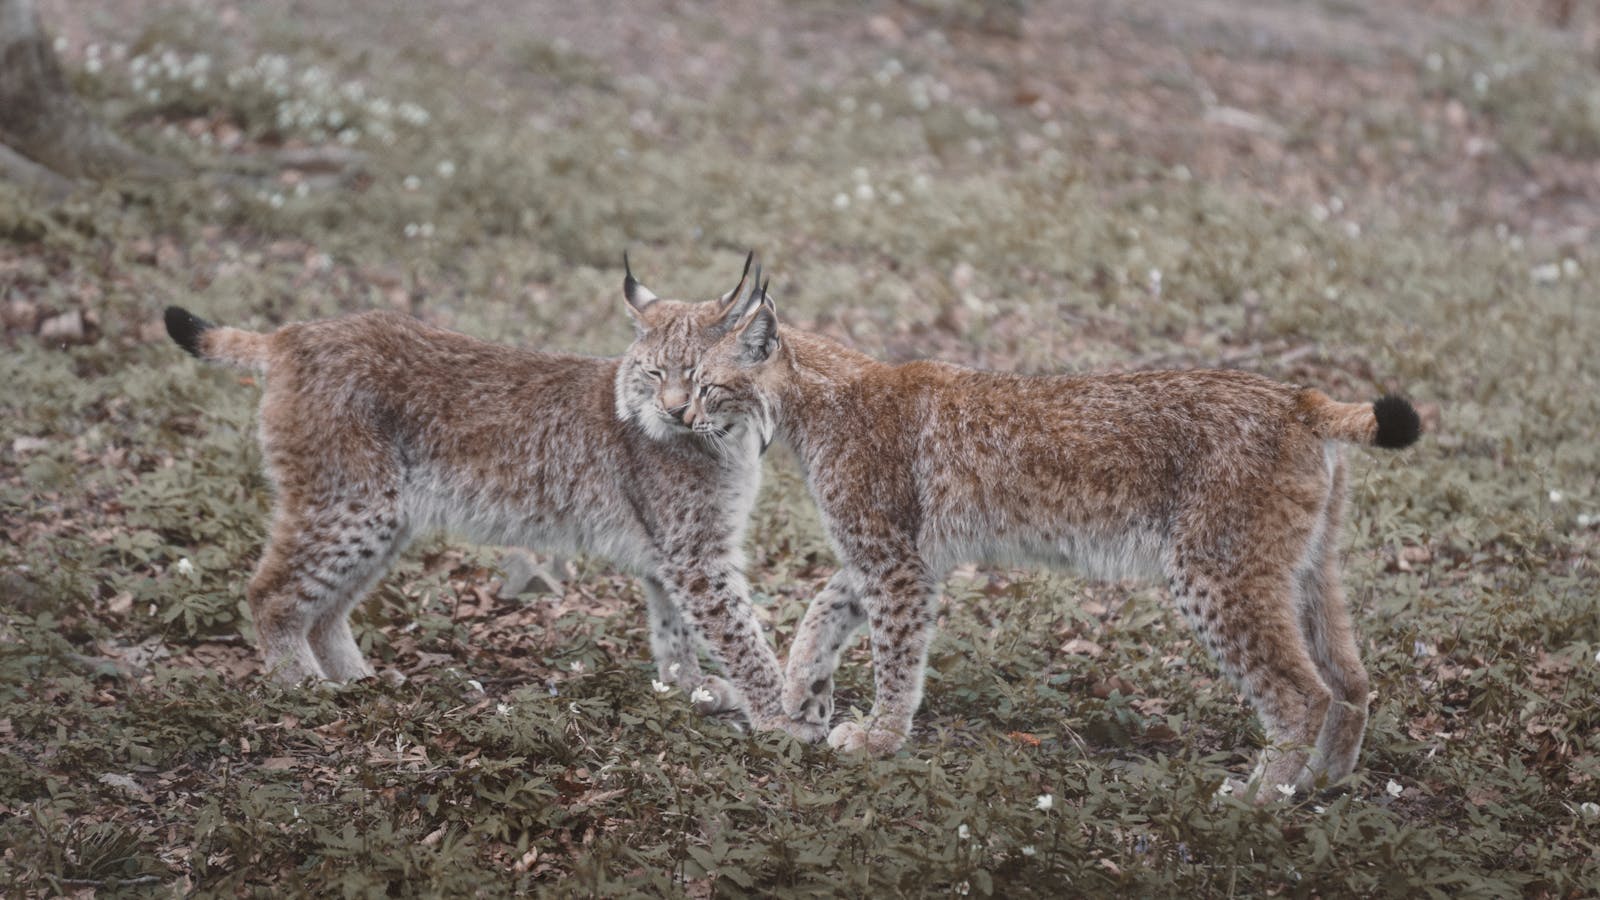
697;384;724;400
644;368;666;381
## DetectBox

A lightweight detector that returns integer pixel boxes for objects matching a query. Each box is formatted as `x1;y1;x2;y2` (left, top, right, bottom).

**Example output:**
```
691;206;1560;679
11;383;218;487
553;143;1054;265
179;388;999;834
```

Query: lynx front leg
657;562;828;743
782;568;868;729
827;565;936;756
642;577;737;716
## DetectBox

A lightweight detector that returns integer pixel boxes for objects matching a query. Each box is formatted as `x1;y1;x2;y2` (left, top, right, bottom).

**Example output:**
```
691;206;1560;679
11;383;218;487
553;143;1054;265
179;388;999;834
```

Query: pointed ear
715;250;755;316
623;251;658;316
719;259;763;331
737;282;779;364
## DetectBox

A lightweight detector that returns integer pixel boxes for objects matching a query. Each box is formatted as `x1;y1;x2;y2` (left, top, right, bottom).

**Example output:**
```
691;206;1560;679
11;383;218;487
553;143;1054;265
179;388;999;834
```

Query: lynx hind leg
782;568;868;728
642;577;737;715
1296;461;1370;786
249;498;408;685
1168;551;1333;798
304;500;412;683
247;519;330;684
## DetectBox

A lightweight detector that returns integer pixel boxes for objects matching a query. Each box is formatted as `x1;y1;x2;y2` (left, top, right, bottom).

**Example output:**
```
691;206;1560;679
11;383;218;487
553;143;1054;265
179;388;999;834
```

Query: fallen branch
0;140;74;200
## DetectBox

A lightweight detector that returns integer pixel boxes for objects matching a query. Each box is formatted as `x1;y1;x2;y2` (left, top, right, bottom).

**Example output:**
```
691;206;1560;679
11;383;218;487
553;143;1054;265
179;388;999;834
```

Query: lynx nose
666;403;690;423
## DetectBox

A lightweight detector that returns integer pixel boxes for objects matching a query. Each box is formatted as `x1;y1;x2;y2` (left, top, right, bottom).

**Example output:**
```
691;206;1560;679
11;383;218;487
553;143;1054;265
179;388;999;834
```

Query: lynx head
615;252;777;450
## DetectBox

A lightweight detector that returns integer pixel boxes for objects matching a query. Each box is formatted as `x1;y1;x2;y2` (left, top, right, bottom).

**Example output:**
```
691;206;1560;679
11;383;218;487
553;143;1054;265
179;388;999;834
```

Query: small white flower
1385;779;1404;798
1577;513;1594;528
668;662;681;678
418;222;434;239
1580;802;1600;819
403;222;419;238
1276;783;1297;798
1425;52;1443;72
854;183;875;202
1532;263;1562;285
53;36;68;53
84;57;103;75
832;192;850;210
268;193;284;209
1472;71;1489;95
957;823;970;840
403;175;421;191
954;881;969;896
1313;805;1327;815
690;686;715;705
570;660;584;673
1593;649;1599;665
436;159;457;178
175;557;196;576
1035;794;1053;811
466;679;484;693
568;701;580;714
337;127;361;145
1561;258;1581;279
1550;490;1565;503
495;702;512;716
1020;845;1036;857
651;679;672;695
1215;781;1235;798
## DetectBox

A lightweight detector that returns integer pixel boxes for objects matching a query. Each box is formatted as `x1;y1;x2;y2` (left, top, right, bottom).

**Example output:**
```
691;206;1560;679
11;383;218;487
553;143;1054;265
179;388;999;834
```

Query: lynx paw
827;719;909;756
784;675;834;727
689;676;742;716
758;716;829;744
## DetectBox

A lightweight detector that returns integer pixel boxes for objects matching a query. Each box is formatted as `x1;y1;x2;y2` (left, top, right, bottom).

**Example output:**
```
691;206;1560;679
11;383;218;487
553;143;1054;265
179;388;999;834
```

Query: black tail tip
1373;395;1421;450
164;306;211;358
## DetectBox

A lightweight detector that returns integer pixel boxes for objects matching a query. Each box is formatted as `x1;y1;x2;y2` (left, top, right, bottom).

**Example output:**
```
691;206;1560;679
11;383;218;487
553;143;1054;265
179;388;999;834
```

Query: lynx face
617;257;779;449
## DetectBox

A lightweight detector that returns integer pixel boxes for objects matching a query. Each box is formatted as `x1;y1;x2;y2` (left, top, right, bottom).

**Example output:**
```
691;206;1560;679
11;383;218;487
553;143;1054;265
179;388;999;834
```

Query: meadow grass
2;2;1598;895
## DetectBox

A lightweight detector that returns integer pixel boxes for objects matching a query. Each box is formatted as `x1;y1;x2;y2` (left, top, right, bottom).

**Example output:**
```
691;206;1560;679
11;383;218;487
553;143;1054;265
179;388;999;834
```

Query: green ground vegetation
2;1;1598;895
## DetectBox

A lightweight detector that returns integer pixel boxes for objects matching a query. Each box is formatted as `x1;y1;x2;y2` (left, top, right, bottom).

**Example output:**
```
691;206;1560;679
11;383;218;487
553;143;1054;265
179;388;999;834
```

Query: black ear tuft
164;306;212;358
623;251;658;311
1372;395;1421;449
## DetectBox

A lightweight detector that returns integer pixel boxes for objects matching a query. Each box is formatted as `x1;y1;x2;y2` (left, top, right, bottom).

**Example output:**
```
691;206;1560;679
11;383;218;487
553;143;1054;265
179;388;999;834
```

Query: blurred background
2;0;1598;894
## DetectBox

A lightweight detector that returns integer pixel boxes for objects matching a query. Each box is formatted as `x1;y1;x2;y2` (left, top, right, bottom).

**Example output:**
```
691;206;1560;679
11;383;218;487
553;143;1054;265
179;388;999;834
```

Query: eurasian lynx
163;256;823;741
688;288;1420;793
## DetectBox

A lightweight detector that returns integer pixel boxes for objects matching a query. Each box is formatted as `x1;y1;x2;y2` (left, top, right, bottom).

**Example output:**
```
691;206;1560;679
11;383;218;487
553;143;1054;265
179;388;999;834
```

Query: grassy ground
3;0;1599;895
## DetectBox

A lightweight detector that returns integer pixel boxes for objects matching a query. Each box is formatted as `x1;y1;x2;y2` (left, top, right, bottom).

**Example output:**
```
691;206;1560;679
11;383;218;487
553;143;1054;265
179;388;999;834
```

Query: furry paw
765;716;829;744
781;670;830;718
786;675;833;727
689;676;742;715
827;719;908;755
